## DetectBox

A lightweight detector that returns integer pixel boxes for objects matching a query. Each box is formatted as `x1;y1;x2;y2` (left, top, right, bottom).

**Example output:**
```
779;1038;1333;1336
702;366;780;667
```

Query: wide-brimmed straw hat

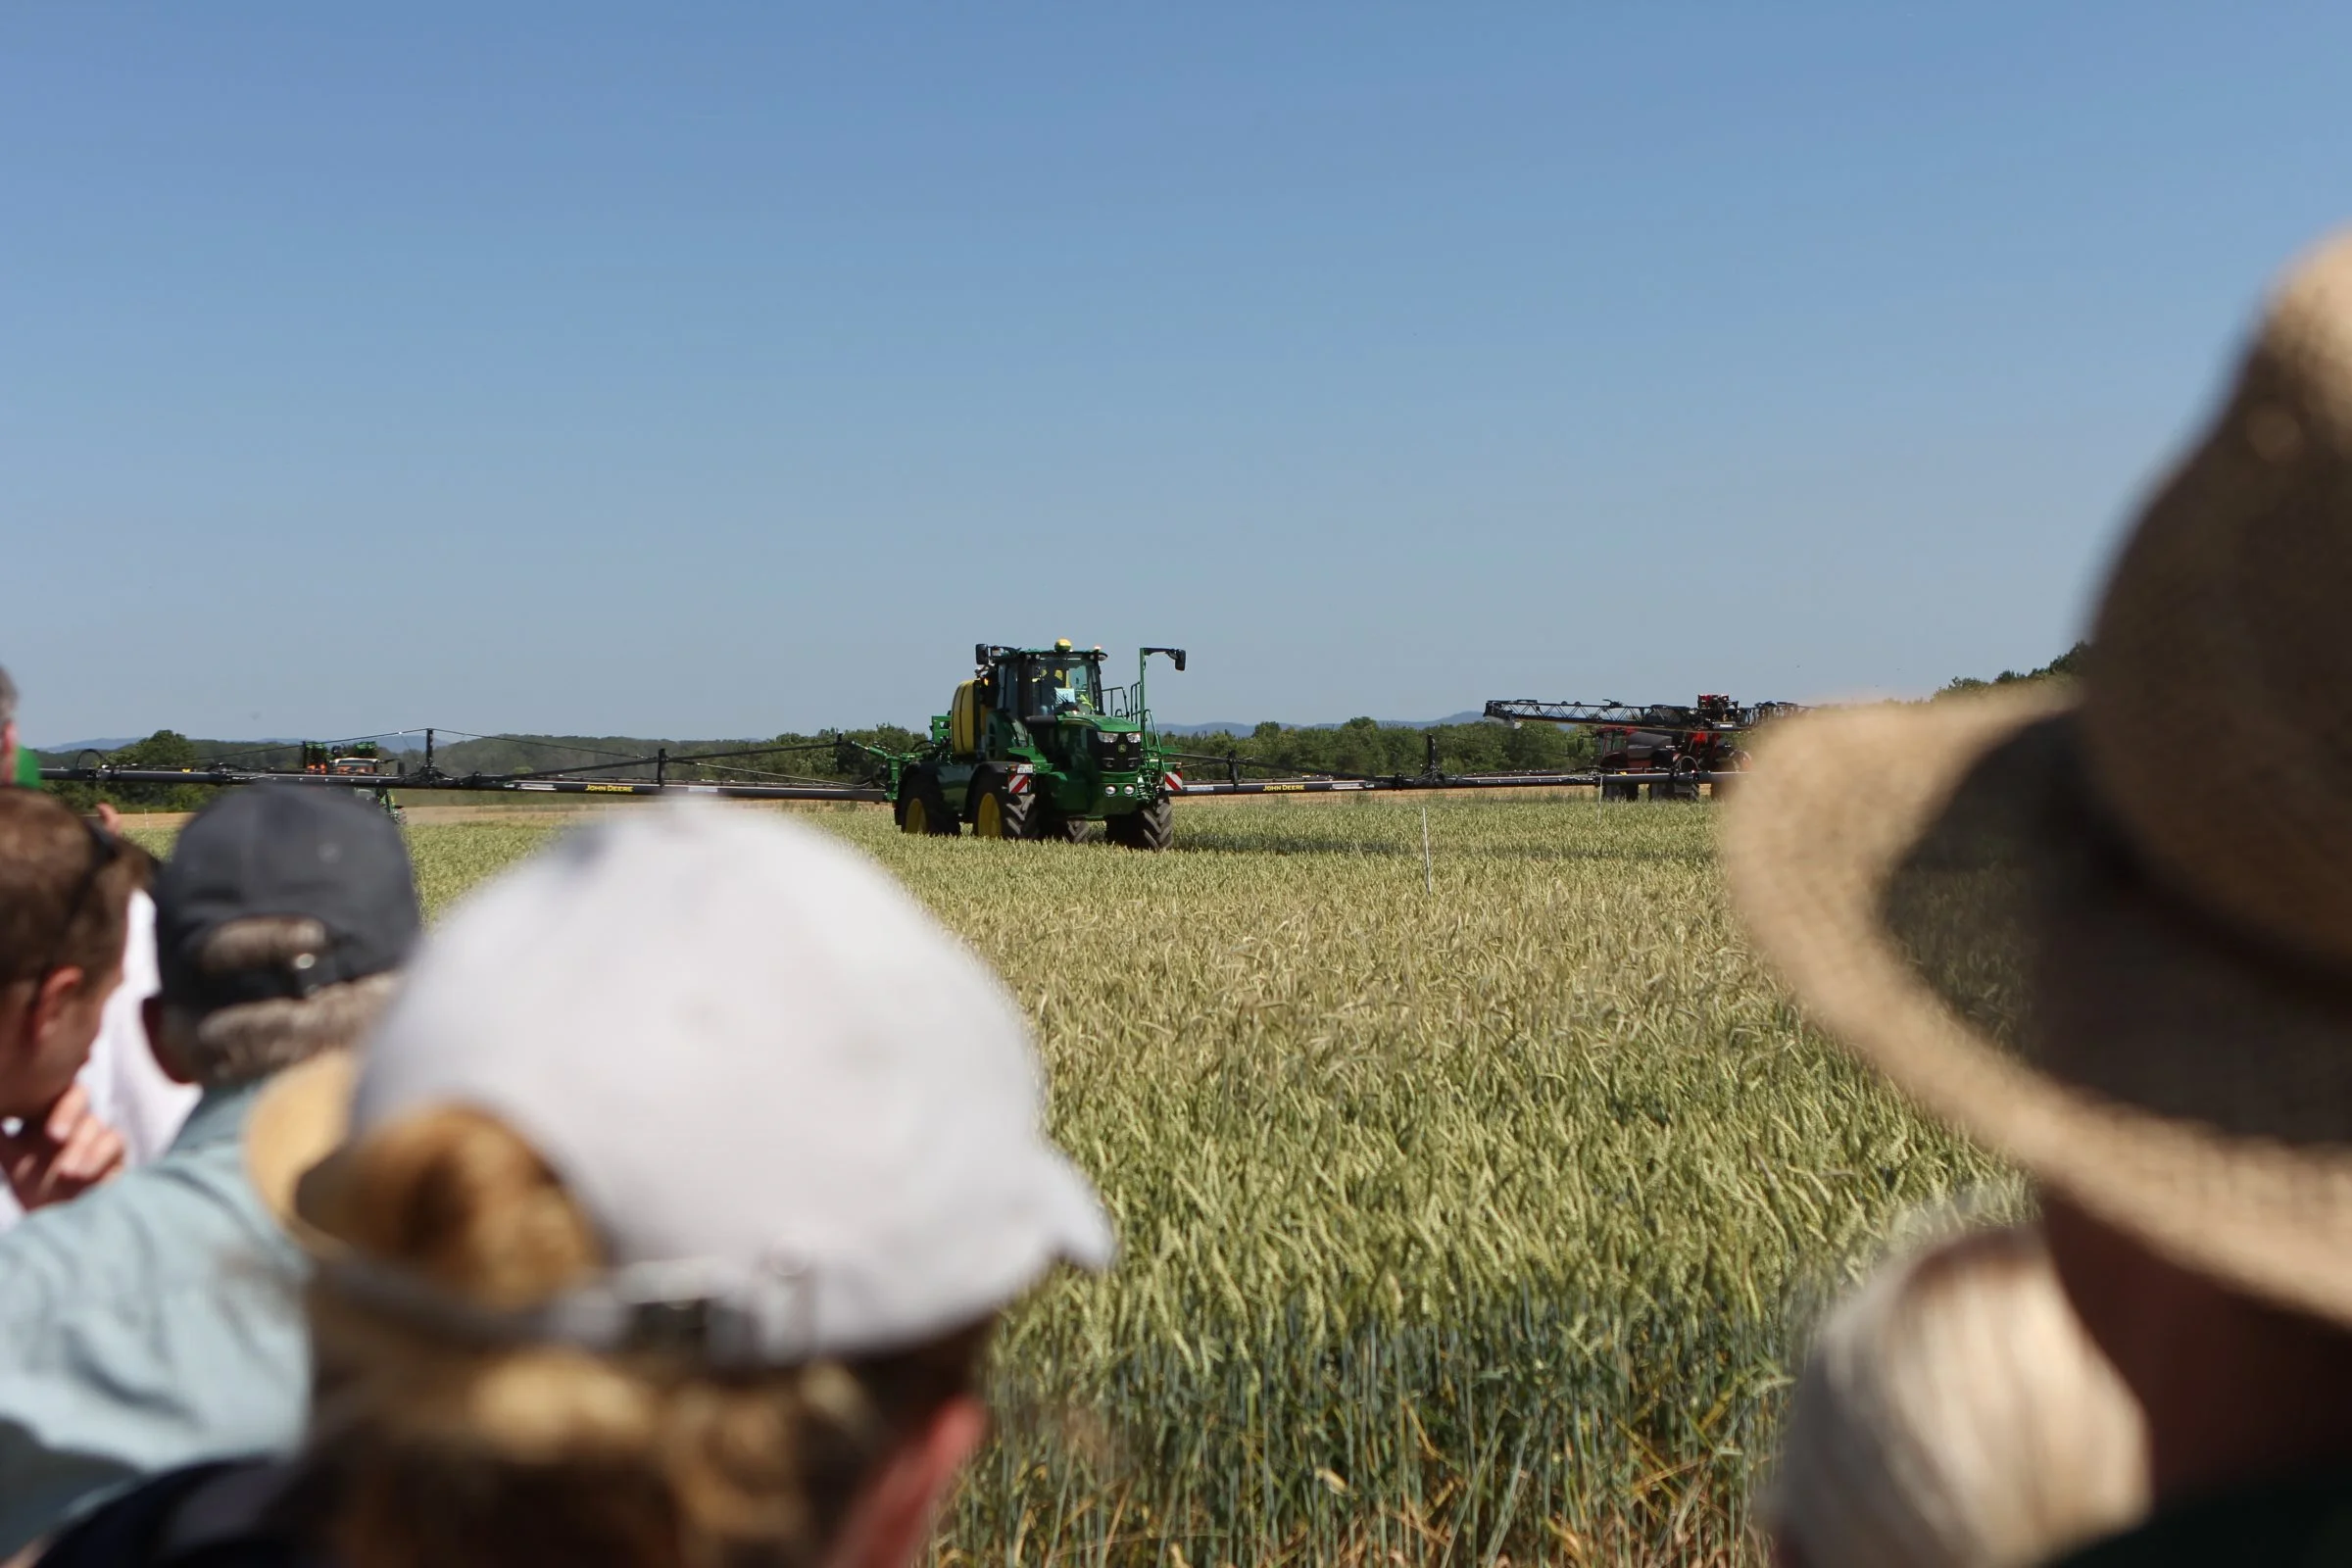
1727;231;2352;1329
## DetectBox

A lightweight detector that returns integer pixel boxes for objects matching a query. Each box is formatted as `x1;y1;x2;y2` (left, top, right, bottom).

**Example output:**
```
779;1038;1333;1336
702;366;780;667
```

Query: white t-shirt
0;891;201;1229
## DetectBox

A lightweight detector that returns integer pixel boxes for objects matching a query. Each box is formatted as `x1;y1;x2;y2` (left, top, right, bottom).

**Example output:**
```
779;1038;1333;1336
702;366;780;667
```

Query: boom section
1483;697;1803;730
38;764;887;803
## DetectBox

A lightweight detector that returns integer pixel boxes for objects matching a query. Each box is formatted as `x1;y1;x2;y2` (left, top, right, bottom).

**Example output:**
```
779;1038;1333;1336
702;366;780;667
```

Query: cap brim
1037;1148;1117;1274
1727;685;2352;1330
243;1047;359;1244
251;1045;1116;1344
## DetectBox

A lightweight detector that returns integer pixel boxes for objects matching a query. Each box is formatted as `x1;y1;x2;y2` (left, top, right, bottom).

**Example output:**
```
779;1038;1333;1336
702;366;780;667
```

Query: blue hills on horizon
28;737;148;754
31;735;310;755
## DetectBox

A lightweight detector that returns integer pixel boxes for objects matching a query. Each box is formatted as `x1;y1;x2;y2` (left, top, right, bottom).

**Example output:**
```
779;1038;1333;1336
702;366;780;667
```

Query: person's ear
28;967;89;1043
823;1396;988;1568
0;980;30;1059
141;997;197;1085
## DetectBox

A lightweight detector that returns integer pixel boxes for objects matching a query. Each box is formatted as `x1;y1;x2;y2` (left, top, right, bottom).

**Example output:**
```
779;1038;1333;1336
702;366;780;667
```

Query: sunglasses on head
35;817;122;992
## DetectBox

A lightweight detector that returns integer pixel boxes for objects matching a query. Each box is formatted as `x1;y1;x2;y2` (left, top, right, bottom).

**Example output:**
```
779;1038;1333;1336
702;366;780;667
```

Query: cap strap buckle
550;1255;813;1365
321;1252;812;1369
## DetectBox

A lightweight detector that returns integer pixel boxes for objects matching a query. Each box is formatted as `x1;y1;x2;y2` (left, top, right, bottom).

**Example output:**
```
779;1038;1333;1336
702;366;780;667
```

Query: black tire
1601;776;1640;803
897;770;960;836
1106;796;1174;852
1039;809;1098;844
971;773;1035;841
1710;752;1752;802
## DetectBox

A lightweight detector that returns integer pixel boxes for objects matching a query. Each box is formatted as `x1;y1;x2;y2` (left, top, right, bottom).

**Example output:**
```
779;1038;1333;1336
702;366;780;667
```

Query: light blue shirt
0;1079;308;1555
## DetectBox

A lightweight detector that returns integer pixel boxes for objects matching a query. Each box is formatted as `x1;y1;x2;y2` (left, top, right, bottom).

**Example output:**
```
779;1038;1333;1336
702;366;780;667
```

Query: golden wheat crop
132;796;2017;1566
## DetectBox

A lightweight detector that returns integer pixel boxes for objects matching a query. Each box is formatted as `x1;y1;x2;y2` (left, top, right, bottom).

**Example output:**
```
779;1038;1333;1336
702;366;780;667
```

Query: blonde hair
297;1105;990;1568
1768;1224;2148;1568
152;917;399;1087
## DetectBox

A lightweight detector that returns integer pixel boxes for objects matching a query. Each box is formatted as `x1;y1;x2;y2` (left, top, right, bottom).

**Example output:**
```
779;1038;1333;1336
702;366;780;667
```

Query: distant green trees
437;720;1585;788
406;728;926;785
1165;717;1592;780
1940;642;2088;696
36;726;939;811
42;730;217;813
33;716;1592;811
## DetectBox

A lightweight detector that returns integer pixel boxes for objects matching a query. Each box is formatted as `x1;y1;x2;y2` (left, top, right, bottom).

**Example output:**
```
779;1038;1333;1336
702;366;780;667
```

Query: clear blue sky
7;5;2347;743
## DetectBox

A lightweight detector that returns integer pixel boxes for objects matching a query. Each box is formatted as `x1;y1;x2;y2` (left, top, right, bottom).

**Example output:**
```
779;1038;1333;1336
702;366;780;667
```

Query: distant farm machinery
1481;695;1805;801
38;646;1795;849
301;739;405;820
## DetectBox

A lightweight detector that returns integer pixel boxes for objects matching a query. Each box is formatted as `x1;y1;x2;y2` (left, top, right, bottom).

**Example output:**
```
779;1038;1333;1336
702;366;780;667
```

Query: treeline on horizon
38;644;2087;810
35;726;935;812
1938;640;2086;694
1165;716;1595;780
36;718;1595;810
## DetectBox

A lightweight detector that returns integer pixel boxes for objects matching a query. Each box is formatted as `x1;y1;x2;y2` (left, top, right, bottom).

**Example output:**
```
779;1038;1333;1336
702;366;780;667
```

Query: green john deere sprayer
868;641;1188;849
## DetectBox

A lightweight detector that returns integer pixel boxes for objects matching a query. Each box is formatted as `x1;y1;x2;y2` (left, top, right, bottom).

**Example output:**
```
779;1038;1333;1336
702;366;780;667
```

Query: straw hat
1726;231;2352;1329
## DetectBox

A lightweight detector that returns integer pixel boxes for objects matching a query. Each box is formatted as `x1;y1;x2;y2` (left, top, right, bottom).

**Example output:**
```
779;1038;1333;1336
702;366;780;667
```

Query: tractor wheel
1600;777;1639;804
1106;797;1174;852
972;775;1035;841
1710;752;1753;801
897;771;959;837
1039;808;1098;844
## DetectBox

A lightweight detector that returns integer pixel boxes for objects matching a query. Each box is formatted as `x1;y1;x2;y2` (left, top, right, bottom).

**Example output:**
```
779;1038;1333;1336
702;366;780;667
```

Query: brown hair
0;789;148;991
150;916;399;1087
298;1105;989;1568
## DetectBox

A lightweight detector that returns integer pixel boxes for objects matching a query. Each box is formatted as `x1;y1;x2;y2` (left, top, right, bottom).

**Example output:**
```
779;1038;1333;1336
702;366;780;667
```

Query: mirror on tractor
1144;646;1188;672
974;643;991;668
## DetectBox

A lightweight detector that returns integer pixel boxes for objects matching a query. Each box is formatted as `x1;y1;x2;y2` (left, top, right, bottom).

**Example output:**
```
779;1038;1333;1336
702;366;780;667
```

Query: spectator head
145;786;421;1091
243;804;1112;1568
0;790;147;1117
0;661;18;781
1728;230;2352;1502
1767;1225;2148;1568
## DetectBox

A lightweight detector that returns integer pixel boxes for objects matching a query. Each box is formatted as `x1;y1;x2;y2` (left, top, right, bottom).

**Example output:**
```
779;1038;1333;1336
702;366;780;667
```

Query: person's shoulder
32;1462;234;1568
36;1459;322;1568
0;1124;291;1325
2050;1470;2352;1565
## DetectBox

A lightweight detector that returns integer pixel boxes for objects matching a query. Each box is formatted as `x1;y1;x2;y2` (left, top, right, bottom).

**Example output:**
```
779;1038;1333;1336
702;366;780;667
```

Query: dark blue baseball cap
155;787;421;1012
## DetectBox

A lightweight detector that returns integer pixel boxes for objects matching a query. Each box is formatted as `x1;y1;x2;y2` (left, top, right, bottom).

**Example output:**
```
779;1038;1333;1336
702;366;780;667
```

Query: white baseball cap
247;803;1113;1366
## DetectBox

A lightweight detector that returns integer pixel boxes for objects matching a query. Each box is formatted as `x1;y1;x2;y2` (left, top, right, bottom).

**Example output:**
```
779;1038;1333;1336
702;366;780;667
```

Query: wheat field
132;796;2017;1566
